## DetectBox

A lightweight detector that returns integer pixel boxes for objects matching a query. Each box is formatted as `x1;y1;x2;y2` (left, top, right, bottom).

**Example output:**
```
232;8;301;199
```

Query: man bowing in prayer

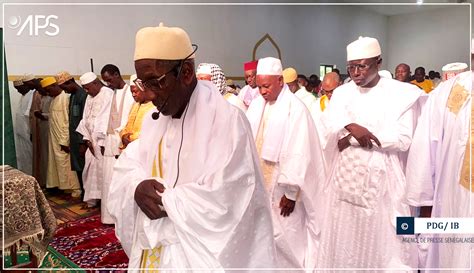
41;77;81;198
246;57;326;269
76;72;114;210
13;77;34;175
57;71;88;199
315;37;422;271
107;23;277;271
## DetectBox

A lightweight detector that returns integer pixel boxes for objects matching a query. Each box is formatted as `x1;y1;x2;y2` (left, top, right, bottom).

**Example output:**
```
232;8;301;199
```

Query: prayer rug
39;246;83;271
49;214;128;269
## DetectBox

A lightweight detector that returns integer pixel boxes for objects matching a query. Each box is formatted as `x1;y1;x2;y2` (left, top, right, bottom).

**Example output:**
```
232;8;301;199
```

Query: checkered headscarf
197;63;227;95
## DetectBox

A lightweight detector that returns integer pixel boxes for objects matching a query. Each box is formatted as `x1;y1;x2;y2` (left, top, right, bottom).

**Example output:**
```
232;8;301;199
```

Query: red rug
49;214;128;269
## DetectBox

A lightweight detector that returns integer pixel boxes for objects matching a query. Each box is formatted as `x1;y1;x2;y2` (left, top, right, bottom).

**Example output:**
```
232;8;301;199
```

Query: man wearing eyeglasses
314;36;423;270
76;72;114;210
107;23;277;270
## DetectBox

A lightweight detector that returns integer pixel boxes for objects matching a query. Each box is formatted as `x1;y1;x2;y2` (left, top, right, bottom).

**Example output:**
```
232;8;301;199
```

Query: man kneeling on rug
107;23;277;271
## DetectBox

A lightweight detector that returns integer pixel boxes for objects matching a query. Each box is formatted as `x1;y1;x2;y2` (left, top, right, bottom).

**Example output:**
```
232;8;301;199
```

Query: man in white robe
76;72;114;208
107;23;277;271
315;36;423;271
311;72;341;169
13;78;33;175
406;55;473;272
238;60;260;109
283;67;316;110
41;77;81;197
246;57;326;269
100;64;135;224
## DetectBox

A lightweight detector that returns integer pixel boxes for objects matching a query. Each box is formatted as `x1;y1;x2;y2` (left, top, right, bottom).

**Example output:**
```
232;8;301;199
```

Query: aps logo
8;15;59;36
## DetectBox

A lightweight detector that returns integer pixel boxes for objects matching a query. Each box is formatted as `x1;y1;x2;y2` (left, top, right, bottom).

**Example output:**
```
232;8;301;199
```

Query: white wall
4;4;469;133
4;4;388;78
386;5;470;73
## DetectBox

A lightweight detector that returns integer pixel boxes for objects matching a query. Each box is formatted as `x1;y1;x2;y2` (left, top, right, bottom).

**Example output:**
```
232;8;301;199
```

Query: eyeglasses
346;58;380;72
134;44;199;92
134;65;179;92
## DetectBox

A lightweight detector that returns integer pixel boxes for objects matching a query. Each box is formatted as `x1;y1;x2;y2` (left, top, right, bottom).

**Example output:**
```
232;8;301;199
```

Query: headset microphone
152;93;172;120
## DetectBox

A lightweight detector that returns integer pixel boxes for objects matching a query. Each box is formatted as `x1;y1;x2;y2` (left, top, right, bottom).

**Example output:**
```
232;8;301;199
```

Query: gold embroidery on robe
140;141;163;271
446;83;469;115
256;105;276;193
459;95;473;192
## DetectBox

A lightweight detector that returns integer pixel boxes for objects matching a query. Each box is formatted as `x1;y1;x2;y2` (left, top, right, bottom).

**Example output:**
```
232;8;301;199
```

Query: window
320;64;336;78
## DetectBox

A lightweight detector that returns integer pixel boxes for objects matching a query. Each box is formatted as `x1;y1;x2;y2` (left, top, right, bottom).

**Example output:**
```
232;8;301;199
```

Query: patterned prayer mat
45;191;99;224
39;246;83;272
48;214;128;269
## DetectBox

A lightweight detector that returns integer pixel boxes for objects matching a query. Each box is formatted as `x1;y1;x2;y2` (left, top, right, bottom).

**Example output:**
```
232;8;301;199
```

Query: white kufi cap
134;22;195;61
257;57;282;76
129;74;137;86
196;63;212;75
80;72;97;85
347;36;381;61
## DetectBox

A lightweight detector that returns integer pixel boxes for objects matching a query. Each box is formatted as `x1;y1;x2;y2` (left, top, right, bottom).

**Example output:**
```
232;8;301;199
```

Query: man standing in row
311;71;341;168
411;66;434;93
41;77;81;198
76;72;114;209
100;64;134;223
246;57;325;269
13;77;34;175
57;71;88;198
119;74;155;150
406;51;472;271
24;74;50;187
283;67;316;110
238;60;260;109
108;22;277;270
395;63;411;83
316;36;422;270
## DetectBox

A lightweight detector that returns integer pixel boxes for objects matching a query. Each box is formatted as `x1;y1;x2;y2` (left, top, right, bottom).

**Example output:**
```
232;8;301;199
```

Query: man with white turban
246;57;325;269
315;37;423;271
405;41;473;272
75;72;114;210
107;23;277;271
